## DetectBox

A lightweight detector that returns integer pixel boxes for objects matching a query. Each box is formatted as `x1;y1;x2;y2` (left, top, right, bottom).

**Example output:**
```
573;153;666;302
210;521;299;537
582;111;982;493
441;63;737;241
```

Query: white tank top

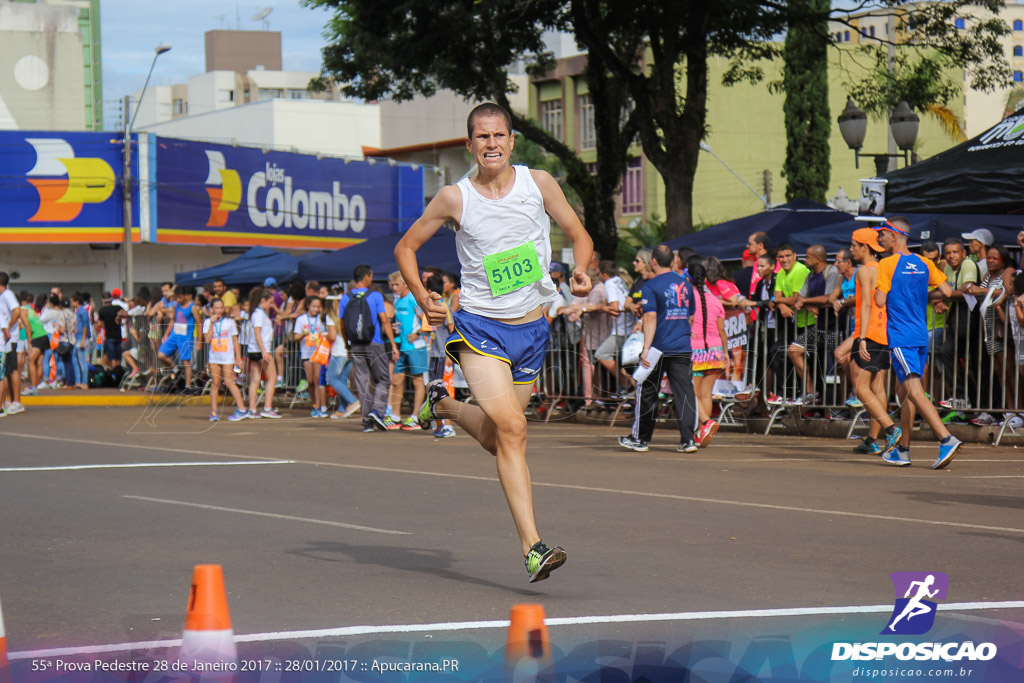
456;166;560;318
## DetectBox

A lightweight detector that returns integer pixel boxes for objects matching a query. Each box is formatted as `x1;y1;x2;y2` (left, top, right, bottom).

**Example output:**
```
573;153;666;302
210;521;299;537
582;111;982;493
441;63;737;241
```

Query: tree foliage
782;0;830;203
303;0;638;259
830;1;1011;118
304;0;1013;246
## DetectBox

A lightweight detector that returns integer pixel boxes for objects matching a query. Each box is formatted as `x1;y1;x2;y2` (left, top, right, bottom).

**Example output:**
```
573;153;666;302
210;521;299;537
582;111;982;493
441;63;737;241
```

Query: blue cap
264;277;277;287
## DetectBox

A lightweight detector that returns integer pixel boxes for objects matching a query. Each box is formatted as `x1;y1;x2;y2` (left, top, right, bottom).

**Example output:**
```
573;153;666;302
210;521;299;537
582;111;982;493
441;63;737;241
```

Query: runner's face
878;230;895;251
468;114;513;172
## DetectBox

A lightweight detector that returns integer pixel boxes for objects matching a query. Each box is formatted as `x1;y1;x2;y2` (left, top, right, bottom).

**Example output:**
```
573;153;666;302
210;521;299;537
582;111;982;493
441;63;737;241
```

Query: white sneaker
5;402;25;415
36;382;48;390
971;412;998;426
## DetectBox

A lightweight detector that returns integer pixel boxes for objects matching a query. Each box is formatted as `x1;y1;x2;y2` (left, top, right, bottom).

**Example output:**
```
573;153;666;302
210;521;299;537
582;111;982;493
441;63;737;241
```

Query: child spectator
294;295;327;417
203;297;248;422
246;288;281;418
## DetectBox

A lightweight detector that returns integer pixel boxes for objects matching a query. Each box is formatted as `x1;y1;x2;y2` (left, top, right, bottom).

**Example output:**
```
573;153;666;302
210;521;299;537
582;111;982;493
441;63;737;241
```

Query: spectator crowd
1;221;1022;459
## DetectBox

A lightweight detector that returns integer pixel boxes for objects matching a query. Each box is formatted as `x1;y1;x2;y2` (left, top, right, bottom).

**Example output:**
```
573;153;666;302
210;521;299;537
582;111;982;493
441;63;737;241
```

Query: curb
20;394;208;407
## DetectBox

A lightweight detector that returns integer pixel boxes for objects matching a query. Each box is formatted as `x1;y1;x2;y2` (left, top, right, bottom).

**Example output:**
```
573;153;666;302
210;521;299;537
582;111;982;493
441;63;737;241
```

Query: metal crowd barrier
99;281;1024;438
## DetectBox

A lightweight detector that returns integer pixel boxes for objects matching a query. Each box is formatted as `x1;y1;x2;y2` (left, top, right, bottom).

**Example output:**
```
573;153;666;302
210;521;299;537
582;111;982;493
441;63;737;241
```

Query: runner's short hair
467;102;512;138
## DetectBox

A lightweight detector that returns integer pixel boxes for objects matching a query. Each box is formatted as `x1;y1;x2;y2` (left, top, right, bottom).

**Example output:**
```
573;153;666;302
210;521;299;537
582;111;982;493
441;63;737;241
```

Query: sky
100;0;334;129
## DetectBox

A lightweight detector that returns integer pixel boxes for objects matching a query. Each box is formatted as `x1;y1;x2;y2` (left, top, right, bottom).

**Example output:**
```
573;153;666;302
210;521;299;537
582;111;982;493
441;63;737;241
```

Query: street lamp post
837;98;919;176
122;43;171;298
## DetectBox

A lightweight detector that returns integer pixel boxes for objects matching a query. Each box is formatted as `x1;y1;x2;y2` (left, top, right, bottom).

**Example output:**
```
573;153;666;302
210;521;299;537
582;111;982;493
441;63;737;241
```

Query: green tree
781;0;830;202
303;0;639;259
832;2;1010;121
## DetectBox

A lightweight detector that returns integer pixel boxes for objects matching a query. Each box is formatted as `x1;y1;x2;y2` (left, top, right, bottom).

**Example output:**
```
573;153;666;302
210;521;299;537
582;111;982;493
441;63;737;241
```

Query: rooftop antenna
214;13;228;28
251;7;272;30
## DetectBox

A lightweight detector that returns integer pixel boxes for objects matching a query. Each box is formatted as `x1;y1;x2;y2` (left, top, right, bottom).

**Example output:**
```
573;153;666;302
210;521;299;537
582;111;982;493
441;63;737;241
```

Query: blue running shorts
159;334;194;362
395;347;429;375
445;309;550;384
890;345;927;384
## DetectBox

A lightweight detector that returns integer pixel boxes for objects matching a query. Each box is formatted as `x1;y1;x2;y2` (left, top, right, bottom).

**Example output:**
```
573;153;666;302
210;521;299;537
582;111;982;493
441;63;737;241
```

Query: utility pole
121;94;134;298
763;169;772;208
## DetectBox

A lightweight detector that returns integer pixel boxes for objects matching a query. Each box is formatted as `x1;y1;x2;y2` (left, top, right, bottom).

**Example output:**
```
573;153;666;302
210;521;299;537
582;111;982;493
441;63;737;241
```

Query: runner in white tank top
395;103;594;583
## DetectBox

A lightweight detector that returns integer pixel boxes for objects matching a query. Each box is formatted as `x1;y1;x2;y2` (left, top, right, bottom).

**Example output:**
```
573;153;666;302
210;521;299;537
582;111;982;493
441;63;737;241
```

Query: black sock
941;435;952;444
883;425;895;437
865;437;876;445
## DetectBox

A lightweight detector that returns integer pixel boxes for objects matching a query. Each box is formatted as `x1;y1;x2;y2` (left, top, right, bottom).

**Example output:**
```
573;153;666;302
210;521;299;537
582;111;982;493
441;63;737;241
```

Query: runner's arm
533;169;593;296
395;186;461;325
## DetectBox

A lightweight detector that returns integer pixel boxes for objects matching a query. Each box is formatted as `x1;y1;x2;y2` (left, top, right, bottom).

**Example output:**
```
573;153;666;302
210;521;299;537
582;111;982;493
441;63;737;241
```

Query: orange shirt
853;260;887;345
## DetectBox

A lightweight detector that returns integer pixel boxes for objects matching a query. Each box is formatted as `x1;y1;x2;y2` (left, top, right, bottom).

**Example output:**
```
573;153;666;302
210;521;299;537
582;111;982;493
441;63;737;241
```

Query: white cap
961;229;994;246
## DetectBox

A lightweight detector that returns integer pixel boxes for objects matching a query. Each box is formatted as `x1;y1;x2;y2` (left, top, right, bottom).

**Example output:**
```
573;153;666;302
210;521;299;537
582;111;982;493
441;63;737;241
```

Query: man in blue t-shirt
620;244;700;453
387;271;428;429
340;264;398;432
873;217;961;470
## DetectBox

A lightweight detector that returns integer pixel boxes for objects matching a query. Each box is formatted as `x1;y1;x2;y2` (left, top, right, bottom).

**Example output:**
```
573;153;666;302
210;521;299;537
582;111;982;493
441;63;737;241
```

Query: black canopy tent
885;111;1024;215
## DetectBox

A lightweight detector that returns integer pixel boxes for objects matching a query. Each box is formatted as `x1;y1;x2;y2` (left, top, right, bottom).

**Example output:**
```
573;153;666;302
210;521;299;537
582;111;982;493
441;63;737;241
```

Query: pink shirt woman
691;287;726;349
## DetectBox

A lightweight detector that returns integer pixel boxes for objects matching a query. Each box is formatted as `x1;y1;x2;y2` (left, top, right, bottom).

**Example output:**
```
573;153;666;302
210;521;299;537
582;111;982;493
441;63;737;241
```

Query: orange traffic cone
179;565;236;668
505;603;551;665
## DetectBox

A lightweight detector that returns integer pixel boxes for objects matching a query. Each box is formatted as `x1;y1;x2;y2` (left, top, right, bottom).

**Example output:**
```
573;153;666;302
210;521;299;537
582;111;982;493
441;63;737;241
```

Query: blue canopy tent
174;246;302;286
297;229;460;282
663;200;855;260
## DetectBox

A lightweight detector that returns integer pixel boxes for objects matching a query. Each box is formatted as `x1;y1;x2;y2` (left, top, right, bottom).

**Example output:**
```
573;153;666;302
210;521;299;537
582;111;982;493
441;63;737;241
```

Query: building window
541;99;563;142
259;88;283;100
844;30;850;42
173;98;185;115
578;94;595;150
869;25;876;37
217;89;234;102
1015;20;1023;31
287;89;309;99
1015;45;1023;57
1015;71;1023;82
955;17;965;30
621;158;643;215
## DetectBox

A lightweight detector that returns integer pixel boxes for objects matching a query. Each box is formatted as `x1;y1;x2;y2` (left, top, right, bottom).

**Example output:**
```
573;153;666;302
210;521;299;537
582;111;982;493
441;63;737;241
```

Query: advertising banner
0;131;127;244
150;137;424;249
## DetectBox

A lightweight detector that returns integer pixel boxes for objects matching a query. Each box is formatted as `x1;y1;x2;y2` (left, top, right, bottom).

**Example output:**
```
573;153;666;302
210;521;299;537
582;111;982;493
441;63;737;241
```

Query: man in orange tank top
849;228;901;455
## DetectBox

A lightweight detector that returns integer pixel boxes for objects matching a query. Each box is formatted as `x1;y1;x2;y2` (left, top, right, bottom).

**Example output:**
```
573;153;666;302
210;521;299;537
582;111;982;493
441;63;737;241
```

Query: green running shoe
525;541;567;583
417;379;449;430
296;379;308;394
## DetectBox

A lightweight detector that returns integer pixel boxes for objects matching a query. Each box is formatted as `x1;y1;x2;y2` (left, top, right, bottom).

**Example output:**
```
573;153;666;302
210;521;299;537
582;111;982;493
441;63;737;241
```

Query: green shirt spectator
775;260;812;328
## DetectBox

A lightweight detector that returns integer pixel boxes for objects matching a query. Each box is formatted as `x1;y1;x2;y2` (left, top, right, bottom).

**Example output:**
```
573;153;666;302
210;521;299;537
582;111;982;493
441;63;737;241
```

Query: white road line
967;475;1024;479
0;460;294;472
10;601;1024;659
297;460;1024;535
0;432;273;461
122;495;410;536
7;433;1021;534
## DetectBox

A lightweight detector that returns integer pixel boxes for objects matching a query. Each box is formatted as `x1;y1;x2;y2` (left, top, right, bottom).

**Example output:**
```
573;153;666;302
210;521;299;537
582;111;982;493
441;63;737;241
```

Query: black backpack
344;291;375;344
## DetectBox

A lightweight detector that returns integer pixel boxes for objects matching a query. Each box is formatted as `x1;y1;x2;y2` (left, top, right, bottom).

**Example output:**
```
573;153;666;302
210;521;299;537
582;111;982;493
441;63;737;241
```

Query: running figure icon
887;574;940;632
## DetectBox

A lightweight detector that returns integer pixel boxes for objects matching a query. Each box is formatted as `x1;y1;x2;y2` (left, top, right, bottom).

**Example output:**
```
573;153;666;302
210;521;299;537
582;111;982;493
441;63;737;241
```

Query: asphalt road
0;403;1021;679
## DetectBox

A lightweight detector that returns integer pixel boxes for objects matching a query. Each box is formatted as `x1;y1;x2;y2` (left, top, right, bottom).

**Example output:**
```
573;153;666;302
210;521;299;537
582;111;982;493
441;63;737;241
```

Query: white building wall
0;2;86;131
136;99;381;157
129;85;174;130
187;70;238;118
